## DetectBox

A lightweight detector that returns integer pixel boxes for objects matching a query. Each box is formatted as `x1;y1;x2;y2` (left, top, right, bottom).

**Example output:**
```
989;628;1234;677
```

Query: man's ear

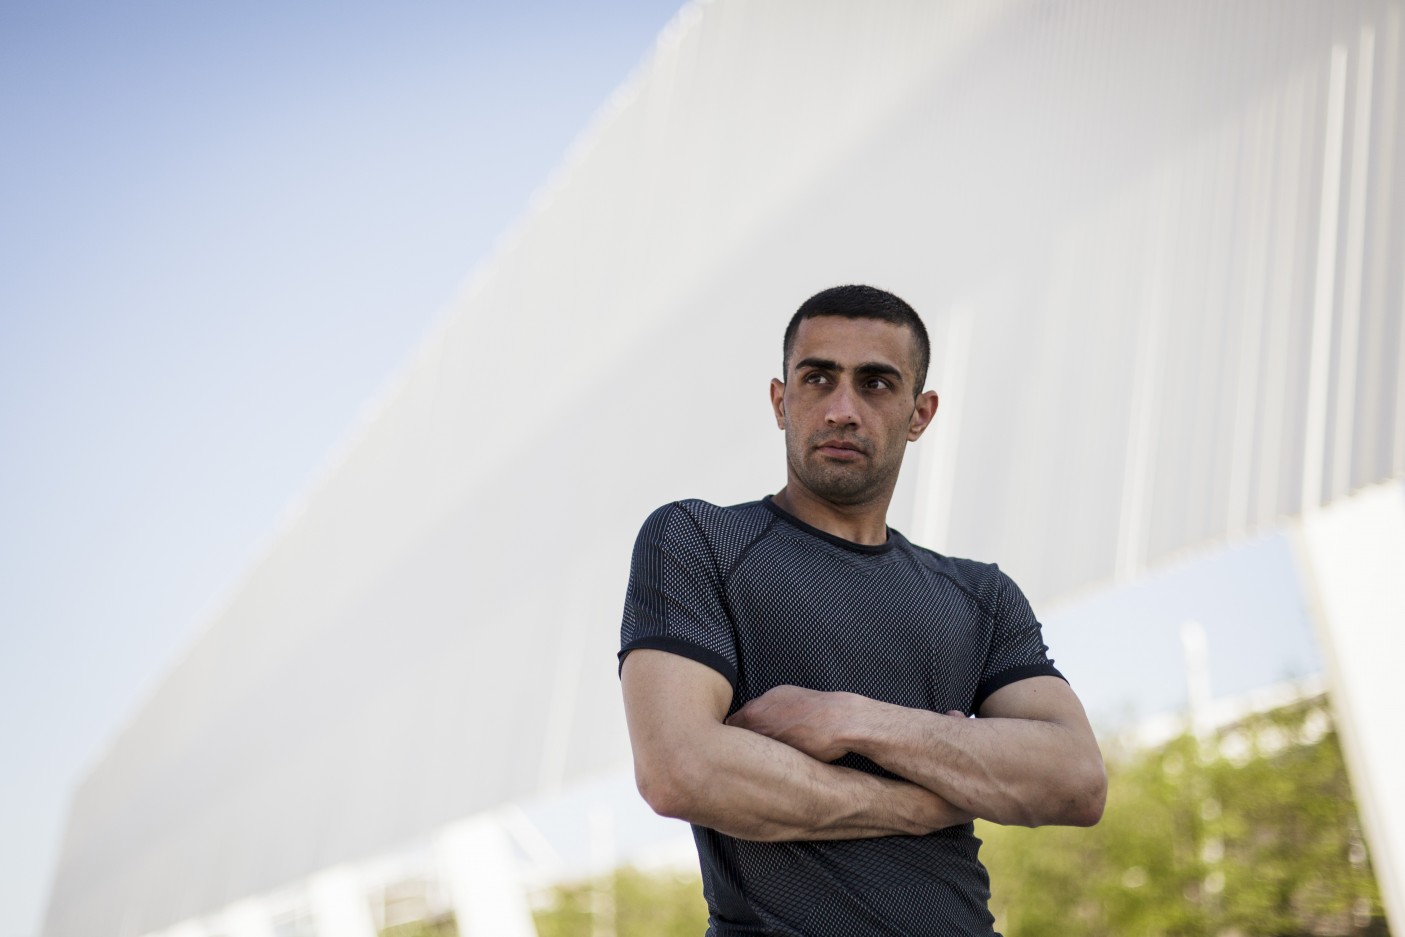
907;390;939;441
769;378;786;429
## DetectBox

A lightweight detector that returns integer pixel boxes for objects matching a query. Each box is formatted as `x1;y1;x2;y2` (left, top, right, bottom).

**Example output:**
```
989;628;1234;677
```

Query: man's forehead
789;316;919;372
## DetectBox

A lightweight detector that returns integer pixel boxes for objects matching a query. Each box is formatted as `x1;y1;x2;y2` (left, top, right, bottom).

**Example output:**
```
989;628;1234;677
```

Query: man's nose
825;382;860;426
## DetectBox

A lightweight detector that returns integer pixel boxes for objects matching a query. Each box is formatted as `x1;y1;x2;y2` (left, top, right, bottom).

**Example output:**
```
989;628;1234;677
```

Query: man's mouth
815;439;866;459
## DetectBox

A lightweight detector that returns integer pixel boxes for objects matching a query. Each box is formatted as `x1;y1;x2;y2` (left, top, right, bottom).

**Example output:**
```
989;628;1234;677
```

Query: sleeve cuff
973;663;1066;710
618;636;738;688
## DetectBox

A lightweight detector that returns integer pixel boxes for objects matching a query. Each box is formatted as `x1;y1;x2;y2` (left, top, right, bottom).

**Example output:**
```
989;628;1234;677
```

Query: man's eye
804;373;830;384
865;378;891;391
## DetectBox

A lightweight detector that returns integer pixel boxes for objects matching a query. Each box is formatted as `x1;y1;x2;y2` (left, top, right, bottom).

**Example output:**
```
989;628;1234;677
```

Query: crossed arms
621;649;1106;842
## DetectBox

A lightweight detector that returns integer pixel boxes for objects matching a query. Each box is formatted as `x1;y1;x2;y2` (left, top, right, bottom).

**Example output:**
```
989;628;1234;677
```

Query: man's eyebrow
793;357;906;384
854;362;904;383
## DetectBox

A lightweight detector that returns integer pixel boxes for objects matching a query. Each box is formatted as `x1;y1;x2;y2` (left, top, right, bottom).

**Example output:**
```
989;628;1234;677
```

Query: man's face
770;315;938;507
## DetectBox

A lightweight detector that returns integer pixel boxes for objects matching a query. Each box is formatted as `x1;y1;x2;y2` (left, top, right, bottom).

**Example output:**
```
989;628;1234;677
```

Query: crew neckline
760;495;895;555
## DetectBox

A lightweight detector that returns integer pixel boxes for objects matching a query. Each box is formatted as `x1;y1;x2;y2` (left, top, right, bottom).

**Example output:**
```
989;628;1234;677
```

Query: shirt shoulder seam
904;542;1003;623
721;511;781;590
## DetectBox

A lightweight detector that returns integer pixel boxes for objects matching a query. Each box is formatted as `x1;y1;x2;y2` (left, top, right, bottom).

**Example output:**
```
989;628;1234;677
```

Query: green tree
380;918;458;937
533;865;708;937
980;698;1389;936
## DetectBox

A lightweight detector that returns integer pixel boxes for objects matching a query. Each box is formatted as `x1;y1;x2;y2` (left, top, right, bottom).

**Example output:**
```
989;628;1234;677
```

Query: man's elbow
1065;757;1107;827
633;751;707;821
1023;755;1105;828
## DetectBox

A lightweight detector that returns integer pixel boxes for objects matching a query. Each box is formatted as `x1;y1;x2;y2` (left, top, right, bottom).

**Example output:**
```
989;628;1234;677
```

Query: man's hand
728;685;969;763
725;685;856;762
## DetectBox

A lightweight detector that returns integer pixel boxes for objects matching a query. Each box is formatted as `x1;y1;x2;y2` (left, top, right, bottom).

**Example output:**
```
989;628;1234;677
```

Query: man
618;285;1105;935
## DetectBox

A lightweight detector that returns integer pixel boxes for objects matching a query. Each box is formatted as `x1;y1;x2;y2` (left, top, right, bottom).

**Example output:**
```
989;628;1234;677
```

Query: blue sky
0;3;1328;936
1045;532;1319;733
0;3;681;935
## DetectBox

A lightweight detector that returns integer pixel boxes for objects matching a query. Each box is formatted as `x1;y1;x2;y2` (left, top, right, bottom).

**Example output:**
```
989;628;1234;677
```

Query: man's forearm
623;649;974;841
637;719;973;841
840;698;1105;827
727;680;1106;828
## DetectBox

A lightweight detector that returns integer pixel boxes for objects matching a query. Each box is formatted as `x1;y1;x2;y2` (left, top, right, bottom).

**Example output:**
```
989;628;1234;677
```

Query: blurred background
4;1;1403;936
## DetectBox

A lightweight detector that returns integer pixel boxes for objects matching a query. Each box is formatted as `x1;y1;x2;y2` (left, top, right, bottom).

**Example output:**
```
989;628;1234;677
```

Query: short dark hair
782;285;931;393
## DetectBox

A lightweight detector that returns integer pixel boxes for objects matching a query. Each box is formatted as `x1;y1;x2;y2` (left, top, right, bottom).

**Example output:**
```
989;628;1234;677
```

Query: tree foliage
981;698;1389;936
380;916;458;937
532;865;708;937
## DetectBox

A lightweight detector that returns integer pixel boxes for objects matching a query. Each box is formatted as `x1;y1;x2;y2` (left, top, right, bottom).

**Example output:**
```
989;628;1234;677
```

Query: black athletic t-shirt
619;497;1064;937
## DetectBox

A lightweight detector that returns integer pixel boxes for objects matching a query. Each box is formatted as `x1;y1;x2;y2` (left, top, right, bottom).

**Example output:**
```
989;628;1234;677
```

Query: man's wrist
838;696;962;770
834;691;883;757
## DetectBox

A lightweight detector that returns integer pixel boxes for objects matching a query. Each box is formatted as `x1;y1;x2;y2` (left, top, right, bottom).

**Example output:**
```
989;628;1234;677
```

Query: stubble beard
785;428;904;507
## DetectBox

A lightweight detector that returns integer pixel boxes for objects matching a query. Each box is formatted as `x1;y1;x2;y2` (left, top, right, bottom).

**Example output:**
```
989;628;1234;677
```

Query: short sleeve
973;568;1065;709
618;502;739;686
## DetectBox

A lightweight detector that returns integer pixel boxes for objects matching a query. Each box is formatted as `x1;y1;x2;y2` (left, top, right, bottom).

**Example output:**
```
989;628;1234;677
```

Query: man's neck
771;485;891;546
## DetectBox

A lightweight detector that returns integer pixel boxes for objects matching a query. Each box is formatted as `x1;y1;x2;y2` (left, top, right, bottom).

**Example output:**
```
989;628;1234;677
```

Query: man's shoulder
641;496;770;526
636;497;778;561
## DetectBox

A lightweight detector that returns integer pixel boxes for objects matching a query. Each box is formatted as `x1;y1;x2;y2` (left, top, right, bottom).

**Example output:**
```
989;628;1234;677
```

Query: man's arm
622;649;975;841
727;676;1106;828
